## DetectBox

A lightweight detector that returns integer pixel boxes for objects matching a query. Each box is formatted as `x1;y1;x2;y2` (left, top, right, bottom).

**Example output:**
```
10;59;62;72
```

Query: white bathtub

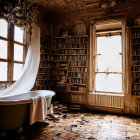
0;90;55;130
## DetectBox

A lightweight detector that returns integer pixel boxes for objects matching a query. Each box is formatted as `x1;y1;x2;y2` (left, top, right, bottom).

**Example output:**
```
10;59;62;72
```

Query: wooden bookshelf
67;36;88;93
131;27;140;96
34;35;88;94
51;37;69;92
34;36;53;90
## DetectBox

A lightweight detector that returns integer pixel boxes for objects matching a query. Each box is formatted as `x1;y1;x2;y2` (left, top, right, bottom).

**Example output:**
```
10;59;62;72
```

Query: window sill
90;92;124;96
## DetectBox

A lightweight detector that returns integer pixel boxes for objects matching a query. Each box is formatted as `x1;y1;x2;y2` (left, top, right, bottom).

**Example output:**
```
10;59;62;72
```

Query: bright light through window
0;62;7;81
13;64;23;81
95;73;122;92
0;19;8;38
95;35;122;93
14;44;23;62
0;40;7;59
14;26;24;43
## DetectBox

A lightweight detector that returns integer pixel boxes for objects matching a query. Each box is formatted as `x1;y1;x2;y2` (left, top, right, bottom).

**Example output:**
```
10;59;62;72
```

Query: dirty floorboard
21;112;140;140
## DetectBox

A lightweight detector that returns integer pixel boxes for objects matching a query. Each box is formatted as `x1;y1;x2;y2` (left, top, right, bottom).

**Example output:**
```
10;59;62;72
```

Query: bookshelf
131;26;140;96
67;36;88;93
51;37;69;92
34;35;88;95
34;36;53;90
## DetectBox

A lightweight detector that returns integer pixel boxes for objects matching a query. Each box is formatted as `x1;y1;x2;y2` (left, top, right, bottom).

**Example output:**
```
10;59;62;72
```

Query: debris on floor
53;101;69;113
69;103;85;112
20;100;140;140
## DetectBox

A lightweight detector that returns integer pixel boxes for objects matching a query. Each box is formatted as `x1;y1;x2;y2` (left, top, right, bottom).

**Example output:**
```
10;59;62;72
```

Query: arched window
0;19;26;90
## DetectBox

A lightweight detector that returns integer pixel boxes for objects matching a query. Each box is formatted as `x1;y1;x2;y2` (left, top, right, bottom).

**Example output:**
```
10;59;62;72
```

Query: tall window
0;19;26;90
14;26;24;81
95;34;122;94
0;19;8;82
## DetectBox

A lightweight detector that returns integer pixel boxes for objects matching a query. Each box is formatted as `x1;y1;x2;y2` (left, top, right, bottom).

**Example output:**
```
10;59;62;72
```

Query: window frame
0;18;27;85
88;19;126;95
95;32;123;94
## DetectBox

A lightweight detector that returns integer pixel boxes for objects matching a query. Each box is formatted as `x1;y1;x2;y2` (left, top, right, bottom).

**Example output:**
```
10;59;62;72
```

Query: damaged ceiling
31;0;134;16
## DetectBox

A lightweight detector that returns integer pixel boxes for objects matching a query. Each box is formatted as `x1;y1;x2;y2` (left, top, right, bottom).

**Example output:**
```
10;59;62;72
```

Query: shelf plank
68;66;87;68
69;42;88;45
69;71;87;73
68;83;87;86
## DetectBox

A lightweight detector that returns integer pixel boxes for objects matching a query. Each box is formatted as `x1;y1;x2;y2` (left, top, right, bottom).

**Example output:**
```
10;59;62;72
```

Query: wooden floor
21;112;140;140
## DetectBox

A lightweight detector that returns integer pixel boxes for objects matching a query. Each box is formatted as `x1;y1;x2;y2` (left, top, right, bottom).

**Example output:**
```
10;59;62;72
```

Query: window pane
96;36;122;72
13;63;23;81
0;62;7;81
95;73;122;93
0;19;8;38
0;40;8;59
14;26;24;43
14;44;23;62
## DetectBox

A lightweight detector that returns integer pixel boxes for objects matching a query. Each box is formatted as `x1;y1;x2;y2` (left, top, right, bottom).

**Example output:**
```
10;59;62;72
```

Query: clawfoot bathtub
0;90;55;130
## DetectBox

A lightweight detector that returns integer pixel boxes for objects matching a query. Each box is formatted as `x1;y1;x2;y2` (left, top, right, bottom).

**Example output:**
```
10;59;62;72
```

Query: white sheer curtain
0;24;40;97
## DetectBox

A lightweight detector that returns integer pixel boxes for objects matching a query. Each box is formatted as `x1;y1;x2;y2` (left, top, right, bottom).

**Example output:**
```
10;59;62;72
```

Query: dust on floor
21;112;140;140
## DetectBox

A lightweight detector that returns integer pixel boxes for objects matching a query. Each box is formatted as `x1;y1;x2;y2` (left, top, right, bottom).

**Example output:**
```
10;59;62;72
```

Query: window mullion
7;23;14;85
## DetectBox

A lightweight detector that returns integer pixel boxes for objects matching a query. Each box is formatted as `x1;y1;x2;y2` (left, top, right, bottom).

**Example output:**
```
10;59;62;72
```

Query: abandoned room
0;0;140;139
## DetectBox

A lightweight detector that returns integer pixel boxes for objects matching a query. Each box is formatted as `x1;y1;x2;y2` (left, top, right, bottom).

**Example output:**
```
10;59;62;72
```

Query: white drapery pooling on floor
0;24;40;97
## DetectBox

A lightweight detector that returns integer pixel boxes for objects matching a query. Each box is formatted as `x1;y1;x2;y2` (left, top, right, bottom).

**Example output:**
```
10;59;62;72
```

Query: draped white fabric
0;24;40;97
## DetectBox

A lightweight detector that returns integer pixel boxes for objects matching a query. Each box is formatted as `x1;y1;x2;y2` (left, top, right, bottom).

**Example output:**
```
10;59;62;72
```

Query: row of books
131;66;140;71
132;56;140;61
69;61;87;66
132;61;140;66
132;32;140;38
52;70;67;75
71;37;88;43
40;62;52;68
53;49;69;54
68;72;87;77
38;69;51;73
69;55;87;61
69;49;87;54
132;50;140;55
52;49;87;54
53;56;68;61
132;39;140;44
51;44;87;49
132;84;140;90
68;78;87;84
132;91;140;96
68;67;87;72
53;75;66;80
41;47;52;53
37;74;50;79
52;43;69;49
52;62;68;68
70;44;87;48
132;78;140;83
41;55;87;61
132;72;140;77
